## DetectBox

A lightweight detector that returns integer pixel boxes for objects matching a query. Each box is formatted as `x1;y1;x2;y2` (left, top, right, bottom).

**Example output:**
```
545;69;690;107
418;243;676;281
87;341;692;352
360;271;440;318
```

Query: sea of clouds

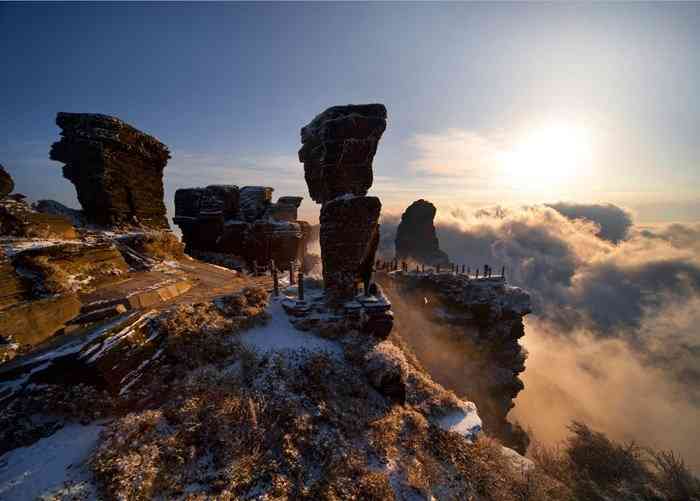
378;202;700;470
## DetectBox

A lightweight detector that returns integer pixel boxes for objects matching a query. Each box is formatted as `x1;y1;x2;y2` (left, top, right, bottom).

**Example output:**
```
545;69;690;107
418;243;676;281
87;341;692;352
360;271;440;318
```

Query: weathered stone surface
0;293;82;346
299;104;387;203
382;271;531;452
12;241;129;295
0;197;78;239
0;257;30;310
266;196;303;222
0;164;14;198
239;186;273;222
174;184;308;270
320;196;381;303
299;103;388;306
395;199;449;266
50;112;170;229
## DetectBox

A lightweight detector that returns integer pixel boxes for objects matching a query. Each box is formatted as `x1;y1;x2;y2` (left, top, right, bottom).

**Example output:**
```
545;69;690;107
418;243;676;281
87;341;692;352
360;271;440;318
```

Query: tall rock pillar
299;104;387;304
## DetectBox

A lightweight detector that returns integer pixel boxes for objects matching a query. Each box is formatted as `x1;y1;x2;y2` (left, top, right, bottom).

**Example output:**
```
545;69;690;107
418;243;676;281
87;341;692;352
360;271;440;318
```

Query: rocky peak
395;199;450;266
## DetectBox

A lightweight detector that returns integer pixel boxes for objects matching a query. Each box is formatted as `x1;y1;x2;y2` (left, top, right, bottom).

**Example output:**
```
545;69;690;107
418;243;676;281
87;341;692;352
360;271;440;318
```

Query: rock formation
0;166;78;240
0;164;14;198
50;112;170;229
395;199;450;266
382;271;531;453
299;104;387;304
173;184;308;270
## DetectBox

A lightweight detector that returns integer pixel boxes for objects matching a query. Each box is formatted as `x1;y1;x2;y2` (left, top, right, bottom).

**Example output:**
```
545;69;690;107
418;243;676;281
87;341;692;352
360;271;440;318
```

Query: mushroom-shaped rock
50;112;170;229
299;104;387;203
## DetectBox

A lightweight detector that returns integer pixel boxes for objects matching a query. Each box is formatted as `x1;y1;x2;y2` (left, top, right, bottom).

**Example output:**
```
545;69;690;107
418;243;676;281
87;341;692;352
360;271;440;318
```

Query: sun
501;123;593;193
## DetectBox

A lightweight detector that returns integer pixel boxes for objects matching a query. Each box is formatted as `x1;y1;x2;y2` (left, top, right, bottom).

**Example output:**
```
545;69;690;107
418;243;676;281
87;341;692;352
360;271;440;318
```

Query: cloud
378;201;700;469
547;202;633;243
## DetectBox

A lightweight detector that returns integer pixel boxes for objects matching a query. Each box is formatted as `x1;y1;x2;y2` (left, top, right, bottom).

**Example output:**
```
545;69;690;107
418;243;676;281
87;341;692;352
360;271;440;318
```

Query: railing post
289;260;295;285
298;269;304;300
271;260;279;296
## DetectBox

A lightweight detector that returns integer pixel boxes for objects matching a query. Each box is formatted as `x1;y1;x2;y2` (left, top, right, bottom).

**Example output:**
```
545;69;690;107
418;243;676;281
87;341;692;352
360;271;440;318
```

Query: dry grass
90;320;572;501
529;421;700;501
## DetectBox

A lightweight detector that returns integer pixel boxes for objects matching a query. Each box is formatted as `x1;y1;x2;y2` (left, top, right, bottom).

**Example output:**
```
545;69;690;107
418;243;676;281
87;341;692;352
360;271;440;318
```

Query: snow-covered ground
240;298;342;361
0;423;103;500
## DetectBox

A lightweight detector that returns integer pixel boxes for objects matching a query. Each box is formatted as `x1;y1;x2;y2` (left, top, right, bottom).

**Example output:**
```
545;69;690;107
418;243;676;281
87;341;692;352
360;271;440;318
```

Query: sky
1;2;699;225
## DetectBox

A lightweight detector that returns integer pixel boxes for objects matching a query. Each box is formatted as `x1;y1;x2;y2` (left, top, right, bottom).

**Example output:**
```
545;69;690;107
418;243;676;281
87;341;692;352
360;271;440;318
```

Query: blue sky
2;2;699;224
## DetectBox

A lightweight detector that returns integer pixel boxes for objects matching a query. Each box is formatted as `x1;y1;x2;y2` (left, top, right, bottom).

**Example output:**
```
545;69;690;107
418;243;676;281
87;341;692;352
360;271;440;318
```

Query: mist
378;202;700;470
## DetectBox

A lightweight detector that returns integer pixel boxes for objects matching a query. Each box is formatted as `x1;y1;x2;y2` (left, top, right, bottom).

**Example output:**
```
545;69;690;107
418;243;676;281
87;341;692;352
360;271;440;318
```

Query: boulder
299;104;387;203
395;199;449;266
50;112;170;229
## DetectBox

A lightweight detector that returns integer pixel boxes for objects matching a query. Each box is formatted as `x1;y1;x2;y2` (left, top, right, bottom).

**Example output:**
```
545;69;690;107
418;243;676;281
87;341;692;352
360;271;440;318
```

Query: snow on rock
0;423;103;500
240;298;343;361
500;445;535;473
435;400;482;442
0;237;77;258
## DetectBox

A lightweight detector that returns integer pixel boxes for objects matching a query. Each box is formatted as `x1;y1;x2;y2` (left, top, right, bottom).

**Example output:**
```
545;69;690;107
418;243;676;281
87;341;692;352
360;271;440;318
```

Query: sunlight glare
502;123;593;192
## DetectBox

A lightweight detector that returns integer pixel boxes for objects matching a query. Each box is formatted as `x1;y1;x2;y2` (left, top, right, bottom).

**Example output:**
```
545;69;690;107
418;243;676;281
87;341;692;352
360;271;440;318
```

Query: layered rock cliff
381;270;531;453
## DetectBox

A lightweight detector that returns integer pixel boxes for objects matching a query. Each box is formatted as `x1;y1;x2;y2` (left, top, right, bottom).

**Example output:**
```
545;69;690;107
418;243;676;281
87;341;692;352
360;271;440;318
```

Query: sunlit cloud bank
379;202;700;469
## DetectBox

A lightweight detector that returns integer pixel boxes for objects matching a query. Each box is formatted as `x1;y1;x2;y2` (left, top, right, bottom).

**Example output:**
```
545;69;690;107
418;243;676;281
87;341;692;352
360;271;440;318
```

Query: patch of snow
80;310;157;363
240;298;342;360
436;401;482;442
0;423;103;501
119;347;165;396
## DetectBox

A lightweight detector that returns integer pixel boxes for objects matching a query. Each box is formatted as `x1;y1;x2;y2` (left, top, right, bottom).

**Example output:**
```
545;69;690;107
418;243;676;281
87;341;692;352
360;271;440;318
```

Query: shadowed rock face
395;199;450;266
382;271;531;453
0;164;13;198
299;104;387;204
50;112;170;229
320;196;381;301
299;104;387;305
0;167;77;240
